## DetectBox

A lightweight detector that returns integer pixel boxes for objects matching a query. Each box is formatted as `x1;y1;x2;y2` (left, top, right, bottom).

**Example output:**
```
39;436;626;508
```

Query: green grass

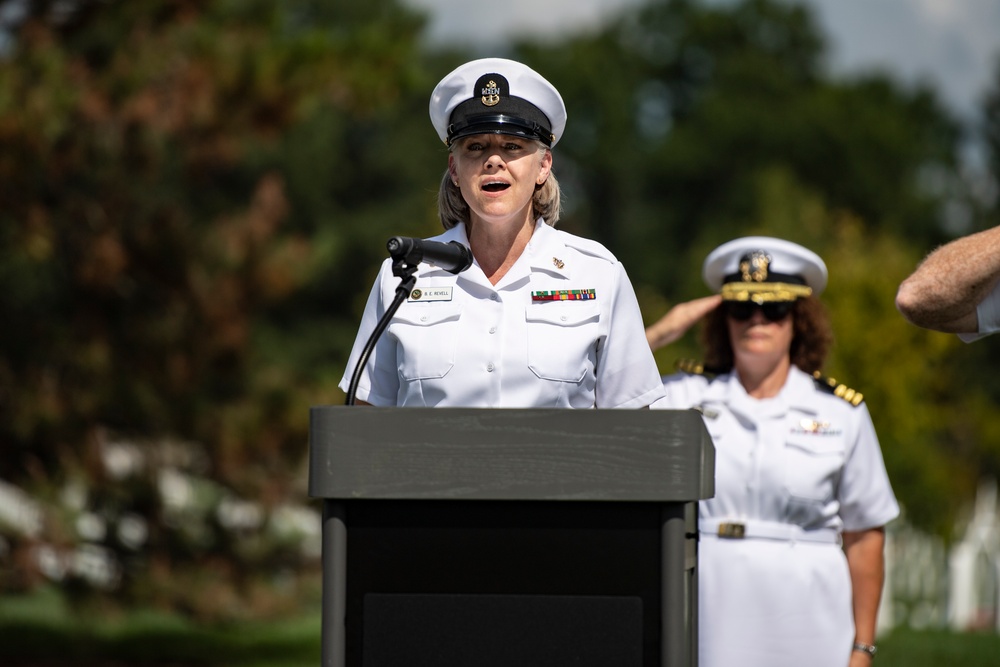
877;626;1000;667
2;587;999;666
0;586;320;666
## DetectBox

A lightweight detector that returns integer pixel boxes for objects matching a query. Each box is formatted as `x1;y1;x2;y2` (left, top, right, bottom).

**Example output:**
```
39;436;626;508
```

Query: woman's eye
460;139;527;153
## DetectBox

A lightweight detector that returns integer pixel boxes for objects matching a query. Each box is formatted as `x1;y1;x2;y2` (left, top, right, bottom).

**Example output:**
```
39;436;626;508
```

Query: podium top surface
309;407;714;502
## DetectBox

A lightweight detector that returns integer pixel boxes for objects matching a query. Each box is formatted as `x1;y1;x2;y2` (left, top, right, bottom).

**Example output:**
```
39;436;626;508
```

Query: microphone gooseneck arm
344;236;473;406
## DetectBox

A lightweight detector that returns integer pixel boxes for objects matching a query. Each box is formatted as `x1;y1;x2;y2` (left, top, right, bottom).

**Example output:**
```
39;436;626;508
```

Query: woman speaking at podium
649;237;899;667
340;58;664;409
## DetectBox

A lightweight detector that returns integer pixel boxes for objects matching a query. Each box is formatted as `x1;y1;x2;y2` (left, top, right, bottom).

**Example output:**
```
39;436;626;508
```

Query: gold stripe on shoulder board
812;371;864;406
676;358;705;375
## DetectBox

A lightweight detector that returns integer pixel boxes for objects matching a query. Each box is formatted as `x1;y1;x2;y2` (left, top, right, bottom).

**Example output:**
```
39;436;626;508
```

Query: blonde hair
436;146;562;230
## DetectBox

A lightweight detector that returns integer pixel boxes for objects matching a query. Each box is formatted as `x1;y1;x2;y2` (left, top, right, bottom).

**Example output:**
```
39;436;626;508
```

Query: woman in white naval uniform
340;58;664;408
649;237;899;667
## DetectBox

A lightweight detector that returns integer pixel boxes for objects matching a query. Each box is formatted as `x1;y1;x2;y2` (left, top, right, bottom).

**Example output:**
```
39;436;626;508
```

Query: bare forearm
843;528;886;665
896;225;1000;332
646;295;722;352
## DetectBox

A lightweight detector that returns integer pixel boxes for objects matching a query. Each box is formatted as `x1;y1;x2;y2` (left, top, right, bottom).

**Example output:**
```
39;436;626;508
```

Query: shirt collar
781;366;821;413
438;223;470;246
410;224;472;280
524;218;572;280
425;220;571;286
701;367;818;421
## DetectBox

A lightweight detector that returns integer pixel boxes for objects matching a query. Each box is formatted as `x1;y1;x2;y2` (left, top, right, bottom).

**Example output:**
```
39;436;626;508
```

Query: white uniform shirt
340;219;665;408
959;280;1000;342
657;366;899;532
654;366;899;667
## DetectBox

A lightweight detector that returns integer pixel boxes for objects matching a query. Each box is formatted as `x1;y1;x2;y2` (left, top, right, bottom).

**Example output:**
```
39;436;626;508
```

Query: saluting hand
645;294;723;352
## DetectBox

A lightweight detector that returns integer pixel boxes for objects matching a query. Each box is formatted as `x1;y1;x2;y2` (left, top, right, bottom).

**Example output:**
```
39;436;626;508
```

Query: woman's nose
484;151;503;169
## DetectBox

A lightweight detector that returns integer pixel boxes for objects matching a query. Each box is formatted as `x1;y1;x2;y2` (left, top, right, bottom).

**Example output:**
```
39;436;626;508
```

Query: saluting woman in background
649;236;899;667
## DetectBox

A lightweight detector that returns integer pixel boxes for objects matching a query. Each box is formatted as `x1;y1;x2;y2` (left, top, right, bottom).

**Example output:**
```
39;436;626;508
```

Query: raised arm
895;225;1000;333
645;295;722;352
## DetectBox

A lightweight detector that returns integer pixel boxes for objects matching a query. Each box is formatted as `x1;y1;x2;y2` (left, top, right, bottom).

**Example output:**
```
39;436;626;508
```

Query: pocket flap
525;303;600;327
785;433;844;456
393;304;462;327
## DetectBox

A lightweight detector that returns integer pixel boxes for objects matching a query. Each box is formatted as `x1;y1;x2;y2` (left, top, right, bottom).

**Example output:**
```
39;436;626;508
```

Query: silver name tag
408;287;454;302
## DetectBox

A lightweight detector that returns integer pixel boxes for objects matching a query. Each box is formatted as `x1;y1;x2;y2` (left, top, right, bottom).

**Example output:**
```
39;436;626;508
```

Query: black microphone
386;236;473;274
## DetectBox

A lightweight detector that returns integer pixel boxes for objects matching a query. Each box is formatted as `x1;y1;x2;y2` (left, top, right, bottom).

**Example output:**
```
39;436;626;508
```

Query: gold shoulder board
812;371;864;407
676;358;711;376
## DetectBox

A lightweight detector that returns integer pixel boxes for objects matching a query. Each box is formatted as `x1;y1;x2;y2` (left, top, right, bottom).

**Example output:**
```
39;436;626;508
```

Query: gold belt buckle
717;522;746;539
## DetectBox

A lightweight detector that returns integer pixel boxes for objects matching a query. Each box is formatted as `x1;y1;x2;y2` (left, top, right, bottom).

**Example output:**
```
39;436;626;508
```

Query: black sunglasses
724;301;794;322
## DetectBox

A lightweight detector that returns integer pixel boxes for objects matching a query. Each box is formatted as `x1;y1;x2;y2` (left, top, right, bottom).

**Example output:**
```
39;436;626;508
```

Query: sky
403;0;1000;123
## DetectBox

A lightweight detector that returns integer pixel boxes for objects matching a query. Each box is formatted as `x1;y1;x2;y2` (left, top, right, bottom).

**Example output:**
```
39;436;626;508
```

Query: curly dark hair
699;296;832;375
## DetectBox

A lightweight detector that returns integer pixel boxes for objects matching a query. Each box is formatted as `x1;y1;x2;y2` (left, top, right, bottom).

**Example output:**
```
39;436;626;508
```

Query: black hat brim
447;96;553;146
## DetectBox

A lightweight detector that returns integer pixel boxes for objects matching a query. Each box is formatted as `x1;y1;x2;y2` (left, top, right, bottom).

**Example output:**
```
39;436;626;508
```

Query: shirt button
486;363;495;372
489;326;497;334
490;293;499;301
420;315;428;322
559;315;568;322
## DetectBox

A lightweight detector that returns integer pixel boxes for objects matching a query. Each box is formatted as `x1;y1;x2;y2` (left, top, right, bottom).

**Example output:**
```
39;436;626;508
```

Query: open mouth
482;181;510;193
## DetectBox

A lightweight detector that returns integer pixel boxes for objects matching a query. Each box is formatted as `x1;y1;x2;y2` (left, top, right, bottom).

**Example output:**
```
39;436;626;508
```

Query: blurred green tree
521;0;962;290
0;0;439;616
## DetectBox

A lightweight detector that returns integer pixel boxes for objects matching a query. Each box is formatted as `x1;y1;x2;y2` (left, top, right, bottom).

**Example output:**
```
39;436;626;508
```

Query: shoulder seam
556;230;617;263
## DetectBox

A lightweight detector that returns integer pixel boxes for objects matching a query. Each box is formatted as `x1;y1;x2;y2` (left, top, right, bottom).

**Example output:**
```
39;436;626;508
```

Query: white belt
699;518;841;545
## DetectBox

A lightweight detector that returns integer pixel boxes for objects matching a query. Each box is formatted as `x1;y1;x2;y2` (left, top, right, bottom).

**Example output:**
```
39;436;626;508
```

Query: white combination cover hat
429;58;567;147
702;236;828;302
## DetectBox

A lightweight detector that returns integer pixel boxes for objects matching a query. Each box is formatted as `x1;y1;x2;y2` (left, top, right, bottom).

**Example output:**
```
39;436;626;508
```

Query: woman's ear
536;149;553;185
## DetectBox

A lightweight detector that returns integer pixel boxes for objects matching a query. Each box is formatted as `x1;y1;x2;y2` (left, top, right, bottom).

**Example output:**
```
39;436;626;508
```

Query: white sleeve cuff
959;281;1000;343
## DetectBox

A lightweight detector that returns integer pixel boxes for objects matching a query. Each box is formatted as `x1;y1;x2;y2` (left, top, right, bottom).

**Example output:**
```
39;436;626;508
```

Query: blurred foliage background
0;0;998;626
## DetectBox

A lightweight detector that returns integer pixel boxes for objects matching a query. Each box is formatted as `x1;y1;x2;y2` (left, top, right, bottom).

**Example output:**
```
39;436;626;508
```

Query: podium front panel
347;500;662;666
363;593;642;667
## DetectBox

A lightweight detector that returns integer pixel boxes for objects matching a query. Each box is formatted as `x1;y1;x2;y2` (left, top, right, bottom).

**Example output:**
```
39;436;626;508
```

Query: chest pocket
389;304;462;381
783;432;846;502
525;303;600;383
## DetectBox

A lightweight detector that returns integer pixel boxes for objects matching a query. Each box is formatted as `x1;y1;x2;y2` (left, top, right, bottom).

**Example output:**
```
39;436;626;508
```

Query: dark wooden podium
308;407;714;667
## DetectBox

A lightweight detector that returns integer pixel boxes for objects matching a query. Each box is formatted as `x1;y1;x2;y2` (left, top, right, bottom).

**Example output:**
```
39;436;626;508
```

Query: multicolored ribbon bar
531;289;597;301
